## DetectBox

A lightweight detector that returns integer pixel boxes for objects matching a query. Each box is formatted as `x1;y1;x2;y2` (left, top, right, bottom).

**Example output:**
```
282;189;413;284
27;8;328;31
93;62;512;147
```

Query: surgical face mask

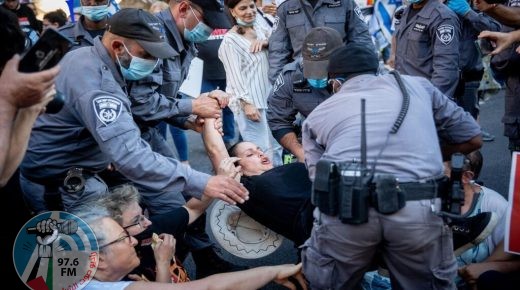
236;17;254;27
406;0;424;4
116;44;159;81
183;6;213;43
307;78;328;89
81;4;110;22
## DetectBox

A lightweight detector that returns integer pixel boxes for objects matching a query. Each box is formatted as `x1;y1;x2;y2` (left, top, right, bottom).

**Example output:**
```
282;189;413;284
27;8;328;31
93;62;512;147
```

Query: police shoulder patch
272;73;285;94
272;16;279;32
92;96;123;126
354;6;365;22
436;24;454;45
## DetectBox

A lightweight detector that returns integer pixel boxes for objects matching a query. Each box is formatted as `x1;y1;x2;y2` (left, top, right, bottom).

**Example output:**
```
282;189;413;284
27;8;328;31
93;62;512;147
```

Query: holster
312;159;339;216
372;174;405;215
337;162;370;225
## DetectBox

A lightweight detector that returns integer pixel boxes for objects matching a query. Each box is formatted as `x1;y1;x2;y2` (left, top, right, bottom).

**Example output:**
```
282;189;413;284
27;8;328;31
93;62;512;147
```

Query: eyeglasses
123;214;147;230
99;229;132;249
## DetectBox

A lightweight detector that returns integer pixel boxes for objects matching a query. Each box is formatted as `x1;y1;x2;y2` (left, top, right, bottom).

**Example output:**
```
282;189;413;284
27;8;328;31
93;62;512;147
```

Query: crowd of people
2;0;520;289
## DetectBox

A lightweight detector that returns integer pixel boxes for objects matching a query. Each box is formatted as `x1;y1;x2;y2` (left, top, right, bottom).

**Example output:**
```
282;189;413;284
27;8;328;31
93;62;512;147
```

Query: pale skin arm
479;30;520;55
125;263;307;290
0;93;53;186
183;195;214;225
473;0;520;27
0;55;59;186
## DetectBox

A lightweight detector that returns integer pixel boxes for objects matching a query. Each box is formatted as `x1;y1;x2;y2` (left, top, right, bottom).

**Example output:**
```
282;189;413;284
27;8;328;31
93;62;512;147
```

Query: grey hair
99;183;141;225
73;204;111;252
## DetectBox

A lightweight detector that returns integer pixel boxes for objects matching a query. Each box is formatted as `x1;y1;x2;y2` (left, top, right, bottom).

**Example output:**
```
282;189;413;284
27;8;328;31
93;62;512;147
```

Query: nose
130;236;139;246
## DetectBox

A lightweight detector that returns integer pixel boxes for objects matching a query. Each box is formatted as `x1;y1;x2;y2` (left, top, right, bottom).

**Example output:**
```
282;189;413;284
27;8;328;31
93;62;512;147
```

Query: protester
479;29;520;55
0;7;59;187
219;0;283;166
474;0;520;153
301;42;481;289
73;206;307;290
42;9;68;31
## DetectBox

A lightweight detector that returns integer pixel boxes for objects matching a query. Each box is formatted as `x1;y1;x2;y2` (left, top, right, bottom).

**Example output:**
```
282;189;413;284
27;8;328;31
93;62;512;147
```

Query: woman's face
233;142;273;176
231;0;257;24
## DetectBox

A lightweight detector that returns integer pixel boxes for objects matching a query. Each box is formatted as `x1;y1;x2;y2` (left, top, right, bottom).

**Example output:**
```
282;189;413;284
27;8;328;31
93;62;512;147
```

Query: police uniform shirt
267;60;331;142
127;9;197;127
302;74;480;182
59;16;102;50
22;38;210;199
394;0;460;98
268;0;374;83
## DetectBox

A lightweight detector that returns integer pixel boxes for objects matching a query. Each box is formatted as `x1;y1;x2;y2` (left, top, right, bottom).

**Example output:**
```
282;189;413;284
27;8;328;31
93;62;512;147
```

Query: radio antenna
361;99;367;170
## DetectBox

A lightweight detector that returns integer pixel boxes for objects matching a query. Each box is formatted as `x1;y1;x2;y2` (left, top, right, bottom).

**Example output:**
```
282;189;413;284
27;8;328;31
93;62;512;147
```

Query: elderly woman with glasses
73;205;307;290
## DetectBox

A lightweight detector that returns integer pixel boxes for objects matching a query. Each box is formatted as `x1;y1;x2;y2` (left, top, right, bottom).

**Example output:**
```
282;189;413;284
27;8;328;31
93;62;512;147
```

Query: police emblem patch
272;16;279;32
436;24;454;45
354;6;365;21
93;96;123;125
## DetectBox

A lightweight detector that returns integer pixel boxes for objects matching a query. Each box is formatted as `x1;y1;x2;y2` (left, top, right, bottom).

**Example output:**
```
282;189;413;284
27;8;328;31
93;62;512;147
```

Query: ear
111;40;124;55
96;252;109;272
462;171;474;184
177;1;190;19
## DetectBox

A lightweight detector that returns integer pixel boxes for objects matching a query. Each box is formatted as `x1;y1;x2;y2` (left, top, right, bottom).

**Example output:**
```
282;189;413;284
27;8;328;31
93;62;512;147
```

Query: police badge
93;96;123;125
436;24;454;45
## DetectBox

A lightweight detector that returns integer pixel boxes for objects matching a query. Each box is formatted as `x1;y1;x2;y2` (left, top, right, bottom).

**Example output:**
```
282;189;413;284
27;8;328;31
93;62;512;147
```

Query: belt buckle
63;167;86;193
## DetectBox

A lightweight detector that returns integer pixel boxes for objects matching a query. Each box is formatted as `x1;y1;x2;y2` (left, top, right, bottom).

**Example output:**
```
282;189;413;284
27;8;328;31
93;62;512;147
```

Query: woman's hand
218;157;242;181
243;102;261;121
250;39;268;53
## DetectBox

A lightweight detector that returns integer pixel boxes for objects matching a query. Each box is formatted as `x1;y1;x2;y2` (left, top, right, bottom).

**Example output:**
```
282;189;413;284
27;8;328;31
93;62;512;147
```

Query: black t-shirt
129;207;189;281
239;162;314;246
4;3;41;33
196;29;228;80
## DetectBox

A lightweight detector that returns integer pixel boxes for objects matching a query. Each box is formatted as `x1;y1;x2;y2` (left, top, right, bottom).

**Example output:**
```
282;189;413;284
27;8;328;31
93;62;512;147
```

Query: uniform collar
157;9;184;57
72;16;96;45
404;0;437;20
93;37;126;88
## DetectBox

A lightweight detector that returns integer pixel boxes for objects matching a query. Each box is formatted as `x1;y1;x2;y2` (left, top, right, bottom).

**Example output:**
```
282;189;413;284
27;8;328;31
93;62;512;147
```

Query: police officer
59;0;111;49
393;0;461;98
267;26;343;162
267;0;374;83
301;43;482;289
21;8;248;214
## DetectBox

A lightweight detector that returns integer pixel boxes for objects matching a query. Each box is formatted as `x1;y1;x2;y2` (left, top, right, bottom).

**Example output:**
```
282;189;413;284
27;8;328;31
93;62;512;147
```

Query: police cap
107;8;176;59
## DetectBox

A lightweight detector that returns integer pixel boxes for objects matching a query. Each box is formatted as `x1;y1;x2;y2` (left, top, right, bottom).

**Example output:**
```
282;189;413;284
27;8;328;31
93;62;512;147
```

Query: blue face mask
183;6;213;43
81;4;110;22
407;0;424;4
307;78;328;89
236;17;255;27
117;44;159;81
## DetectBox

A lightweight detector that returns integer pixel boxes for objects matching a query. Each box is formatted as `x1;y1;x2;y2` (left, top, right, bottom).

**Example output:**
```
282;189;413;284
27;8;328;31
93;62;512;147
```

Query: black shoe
450;212;498;256
191;247;249;279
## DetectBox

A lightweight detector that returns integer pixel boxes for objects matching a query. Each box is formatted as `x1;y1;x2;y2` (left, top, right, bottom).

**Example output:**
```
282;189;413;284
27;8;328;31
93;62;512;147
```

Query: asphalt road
178;88;512;289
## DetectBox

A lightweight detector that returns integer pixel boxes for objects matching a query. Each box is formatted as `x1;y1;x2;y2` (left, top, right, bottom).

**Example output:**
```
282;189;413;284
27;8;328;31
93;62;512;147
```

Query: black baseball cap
328;43;380;77
190;0;231;29
107;8;176;59
302;27;343;79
